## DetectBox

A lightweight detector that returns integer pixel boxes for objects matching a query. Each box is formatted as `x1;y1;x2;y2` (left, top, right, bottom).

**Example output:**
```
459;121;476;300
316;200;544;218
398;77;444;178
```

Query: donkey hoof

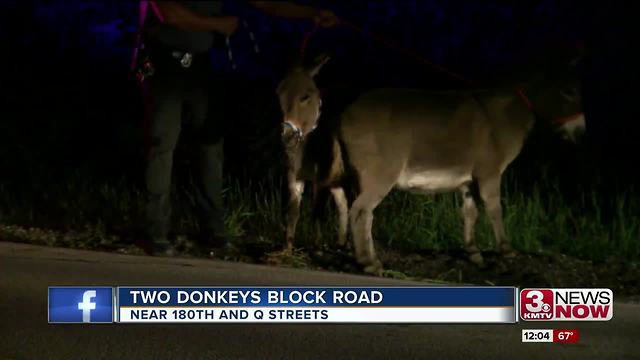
337;241;352;253
362;259;384;276
498;244;518;258
313;244;327;256
364;264;384;276
468;252;485;266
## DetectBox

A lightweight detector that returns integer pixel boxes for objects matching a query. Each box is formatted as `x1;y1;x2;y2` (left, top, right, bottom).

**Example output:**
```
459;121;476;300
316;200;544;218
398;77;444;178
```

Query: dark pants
142;43;226;246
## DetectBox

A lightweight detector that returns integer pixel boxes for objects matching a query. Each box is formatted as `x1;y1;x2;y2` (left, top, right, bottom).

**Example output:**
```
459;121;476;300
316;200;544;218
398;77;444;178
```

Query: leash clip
180;52;193;68
172;51;193;68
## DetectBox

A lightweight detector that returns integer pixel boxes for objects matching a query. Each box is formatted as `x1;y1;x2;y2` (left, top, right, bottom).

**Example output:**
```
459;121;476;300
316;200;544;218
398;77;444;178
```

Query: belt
144;39;213;69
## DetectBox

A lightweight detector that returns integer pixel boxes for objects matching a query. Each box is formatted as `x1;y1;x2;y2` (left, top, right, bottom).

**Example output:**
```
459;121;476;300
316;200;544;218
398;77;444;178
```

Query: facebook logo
48;287;114;323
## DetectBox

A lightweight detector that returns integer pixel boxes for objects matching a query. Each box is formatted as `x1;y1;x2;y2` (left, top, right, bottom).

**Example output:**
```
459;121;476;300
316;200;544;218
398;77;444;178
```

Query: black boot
153;240;178;257
137;238;177;257
193;231;238;258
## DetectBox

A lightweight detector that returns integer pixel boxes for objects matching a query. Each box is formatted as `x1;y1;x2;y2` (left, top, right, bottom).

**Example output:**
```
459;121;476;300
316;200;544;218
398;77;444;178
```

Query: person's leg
185;70;229;248
196;137;227;244
143;74;183;254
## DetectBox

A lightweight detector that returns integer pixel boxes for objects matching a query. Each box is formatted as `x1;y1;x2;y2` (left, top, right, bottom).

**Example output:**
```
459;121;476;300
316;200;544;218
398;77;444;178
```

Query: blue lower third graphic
48;287;114;323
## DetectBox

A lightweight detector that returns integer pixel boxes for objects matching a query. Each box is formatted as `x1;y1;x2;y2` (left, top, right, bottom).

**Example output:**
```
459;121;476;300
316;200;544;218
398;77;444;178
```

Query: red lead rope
300;23;321;61
516;88;534;110
517;87;584;125
299;20;473;87
340;21;474;87
300;19;583;122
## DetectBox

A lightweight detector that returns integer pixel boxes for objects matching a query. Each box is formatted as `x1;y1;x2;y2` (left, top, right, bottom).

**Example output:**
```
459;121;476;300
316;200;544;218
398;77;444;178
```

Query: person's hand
313;9;339;28
217;16;240;37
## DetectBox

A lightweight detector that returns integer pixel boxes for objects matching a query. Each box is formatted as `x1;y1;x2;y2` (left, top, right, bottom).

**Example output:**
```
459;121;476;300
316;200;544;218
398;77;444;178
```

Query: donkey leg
331;187;349;248
460;184;483;265
350;183;391;275
310;184;332;249
314;222;323;248
312;183;323;248
286;180;304;251
478;175;517;257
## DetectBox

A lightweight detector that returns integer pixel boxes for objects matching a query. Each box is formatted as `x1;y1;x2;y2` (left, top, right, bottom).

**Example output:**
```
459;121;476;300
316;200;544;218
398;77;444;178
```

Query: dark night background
0;0;637;250
4;6;640;355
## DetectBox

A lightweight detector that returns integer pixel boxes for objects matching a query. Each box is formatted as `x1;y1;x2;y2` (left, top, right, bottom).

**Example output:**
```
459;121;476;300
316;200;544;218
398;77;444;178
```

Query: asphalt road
1;241;637;360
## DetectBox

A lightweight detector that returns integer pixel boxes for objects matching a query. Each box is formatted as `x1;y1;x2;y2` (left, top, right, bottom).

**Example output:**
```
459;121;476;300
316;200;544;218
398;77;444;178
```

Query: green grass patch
0;171;638;263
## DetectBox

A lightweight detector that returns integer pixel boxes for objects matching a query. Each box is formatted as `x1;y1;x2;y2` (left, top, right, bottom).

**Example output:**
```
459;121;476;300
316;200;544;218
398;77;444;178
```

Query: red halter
515;87;583;125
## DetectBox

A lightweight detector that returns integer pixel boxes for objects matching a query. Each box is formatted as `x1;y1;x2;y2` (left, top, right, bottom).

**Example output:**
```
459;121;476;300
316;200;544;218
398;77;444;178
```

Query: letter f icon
78;290;97;323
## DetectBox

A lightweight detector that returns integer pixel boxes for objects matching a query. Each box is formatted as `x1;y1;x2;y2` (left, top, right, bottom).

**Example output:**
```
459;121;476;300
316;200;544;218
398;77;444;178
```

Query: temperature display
522;329;580;343
553;329;580;343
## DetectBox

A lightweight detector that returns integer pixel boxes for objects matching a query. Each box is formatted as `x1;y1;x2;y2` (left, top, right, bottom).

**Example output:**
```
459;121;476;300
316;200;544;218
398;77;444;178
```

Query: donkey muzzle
283;121;304;143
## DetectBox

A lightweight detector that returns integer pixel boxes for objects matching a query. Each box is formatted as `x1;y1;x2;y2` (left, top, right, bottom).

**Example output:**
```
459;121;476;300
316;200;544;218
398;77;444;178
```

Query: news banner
48;286;613;342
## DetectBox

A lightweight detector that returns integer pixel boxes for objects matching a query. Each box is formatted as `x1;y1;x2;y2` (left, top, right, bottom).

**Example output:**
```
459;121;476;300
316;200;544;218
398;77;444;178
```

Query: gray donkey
277;54;583;275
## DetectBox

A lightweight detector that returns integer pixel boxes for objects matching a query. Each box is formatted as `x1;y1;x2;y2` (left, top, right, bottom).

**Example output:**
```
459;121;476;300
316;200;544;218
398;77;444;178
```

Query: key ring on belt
171;51;193;68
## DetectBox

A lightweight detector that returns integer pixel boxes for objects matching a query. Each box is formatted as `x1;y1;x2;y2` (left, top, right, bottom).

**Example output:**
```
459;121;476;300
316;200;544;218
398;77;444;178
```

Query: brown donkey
277;55;583;275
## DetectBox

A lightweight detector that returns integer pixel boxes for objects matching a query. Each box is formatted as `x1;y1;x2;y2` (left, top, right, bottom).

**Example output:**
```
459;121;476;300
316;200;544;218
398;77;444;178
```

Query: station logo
520;288;613;321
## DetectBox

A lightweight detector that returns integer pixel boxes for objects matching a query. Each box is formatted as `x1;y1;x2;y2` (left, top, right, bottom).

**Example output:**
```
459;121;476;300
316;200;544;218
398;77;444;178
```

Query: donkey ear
305;53;331;77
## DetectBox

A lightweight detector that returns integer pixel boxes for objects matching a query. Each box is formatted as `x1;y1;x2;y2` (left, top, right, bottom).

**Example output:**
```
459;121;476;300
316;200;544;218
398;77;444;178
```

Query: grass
0;169;638;263
367;179;639;262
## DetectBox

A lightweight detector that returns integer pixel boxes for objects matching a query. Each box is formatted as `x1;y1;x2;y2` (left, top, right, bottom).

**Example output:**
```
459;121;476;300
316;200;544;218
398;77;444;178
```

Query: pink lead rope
131;1;165;72
133;1;164;160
